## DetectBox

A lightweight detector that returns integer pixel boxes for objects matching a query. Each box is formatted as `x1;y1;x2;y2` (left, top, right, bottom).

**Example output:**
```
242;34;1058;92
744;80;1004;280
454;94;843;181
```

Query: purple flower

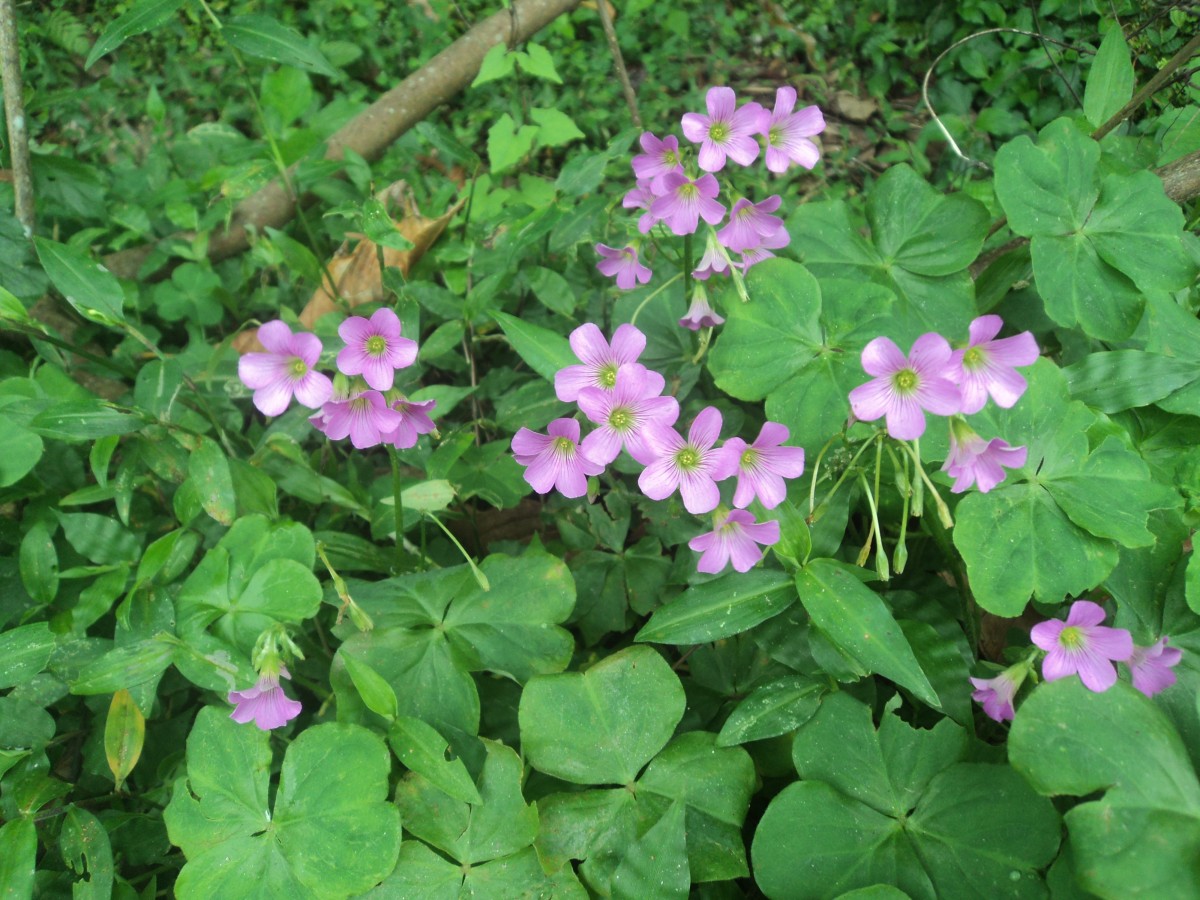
1127;637;1182;697
631;132;685;189
762;87;825;173
228;666;301;731
238;320;333;417
848;334;962;440
717;196;785;253
942;421;1027;493
681;87;768;172
689;509;780;574
511;417;605;498
1031;600;1133;693
595;244;653;290
336;308;418;392
380;398;437;449
577;365;680;465
969;669;1022;723
623;179;662;234
949;315;1039;415
311;389;402;449
736;225;791;272
649;171;727;236
711;421;806;509
693;230;733;281
679;284;725;331
638;406;726;514
555;323;647;402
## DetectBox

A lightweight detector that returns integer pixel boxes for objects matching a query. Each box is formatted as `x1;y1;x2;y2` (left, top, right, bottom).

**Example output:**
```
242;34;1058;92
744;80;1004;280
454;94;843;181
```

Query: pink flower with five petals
1031;600;1133;693
681;87;768;172
238;320;333;416
848;334;962;440
949;315;1039;414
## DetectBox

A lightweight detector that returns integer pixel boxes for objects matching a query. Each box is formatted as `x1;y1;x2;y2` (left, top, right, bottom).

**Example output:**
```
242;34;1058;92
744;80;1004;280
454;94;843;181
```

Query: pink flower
335;308;418;392
631;132;685;189
623;179;662;234
511;417;605;499
689;509;780;574
577;365;680;465
1031;600;1133;693
949;315;1039;415
595;244;653;290
736;226;791;273
942;421;1027;493
711;421;806;509
762;87;825;173
679;284;725;331
228;666;301;730
717;196;785;253
649;171;726;236
638;406;727;514
554;323;647;402
681;87;768;172
692;231;733;281
969;669;1023;723
380;398;437;449
1127;637;1182;697
311;389;402;449
237;320;333;417
848;334;962;440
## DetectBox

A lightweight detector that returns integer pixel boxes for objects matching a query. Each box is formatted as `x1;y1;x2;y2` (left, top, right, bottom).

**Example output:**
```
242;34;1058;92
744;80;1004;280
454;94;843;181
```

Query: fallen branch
0;0;34;235
105;0;581;279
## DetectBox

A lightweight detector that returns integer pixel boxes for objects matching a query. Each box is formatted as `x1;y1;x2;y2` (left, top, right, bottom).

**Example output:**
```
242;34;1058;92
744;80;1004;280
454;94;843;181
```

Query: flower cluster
596;86;825;329
970;599;1182;723
237;311;437;450
227;625;305;731
511;324;807;574
849;315;1039;494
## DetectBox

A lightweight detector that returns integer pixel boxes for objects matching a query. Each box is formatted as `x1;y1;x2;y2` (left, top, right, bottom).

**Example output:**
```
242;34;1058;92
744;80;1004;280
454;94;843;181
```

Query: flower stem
629;272;682;327
426;513;490;592
387;445;404;572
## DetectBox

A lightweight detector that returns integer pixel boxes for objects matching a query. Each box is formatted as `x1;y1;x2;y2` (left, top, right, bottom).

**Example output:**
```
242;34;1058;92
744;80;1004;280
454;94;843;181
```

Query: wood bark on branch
105;0;581;280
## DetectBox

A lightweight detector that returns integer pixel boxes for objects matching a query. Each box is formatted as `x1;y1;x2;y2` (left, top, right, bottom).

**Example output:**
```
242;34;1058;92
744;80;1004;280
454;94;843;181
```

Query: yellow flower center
289;358;308;377
1059;625;1083;649
740;448;760;470
768;125;782;145
675;447;700;470
366;335;388;356
962;346;985;370
893;369;919;392
678;183;698;200
553;436;575;456
598;363;618;389
709;122;730;143
609;407;633;432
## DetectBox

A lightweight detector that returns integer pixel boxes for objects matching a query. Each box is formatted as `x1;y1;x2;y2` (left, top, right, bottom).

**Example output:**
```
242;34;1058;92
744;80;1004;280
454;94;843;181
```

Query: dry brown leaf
233;182;464;353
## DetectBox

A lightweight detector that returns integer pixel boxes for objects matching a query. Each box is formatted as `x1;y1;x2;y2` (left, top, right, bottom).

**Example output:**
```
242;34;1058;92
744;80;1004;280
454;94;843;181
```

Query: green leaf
1065;350;1199;413
70;637;175;694
716;675;825;746
491;309;576;381
342;654;399;721
1031;232;1144;341
20;521;59;604
104;689;145;790
1083;25;1134;129
471;42;516;87
795;560;939;707
33;238;126;324
388;716;482;804
609;801;689;899
60;807;114;899
995;118;1099;235
165;708;400;897
517;42;563;84
85;0;187;69
396;739;538;865
519;645;686;784
0;622;56;690
0;414;42;487
487;113;539;173
635;570;795;644
361;197;414;251
531;107;584;149
0;817;36;899
1010;680;1200;898
223;15;338;77
188;438;237;526
29;401;144;441
57;512;141;566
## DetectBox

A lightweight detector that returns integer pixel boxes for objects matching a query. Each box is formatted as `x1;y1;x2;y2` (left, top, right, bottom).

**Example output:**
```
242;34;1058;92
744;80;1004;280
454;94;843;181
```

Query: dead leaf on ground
233;181;465;353
831;90;878;123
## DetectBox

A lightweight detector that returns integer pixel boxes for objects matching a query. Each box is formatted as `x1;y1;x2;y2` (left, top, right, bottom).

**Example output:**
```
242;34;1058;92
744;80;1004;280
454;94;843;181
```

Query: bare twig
595;0;641;127
0;0;34;235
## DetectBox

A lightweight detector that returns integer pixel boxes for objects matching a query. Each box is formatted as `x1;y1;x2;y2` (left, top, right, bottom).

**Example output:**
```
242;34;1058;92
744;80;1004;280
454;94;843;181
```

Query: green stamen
289;358;308;377
709;122;729;142
366;335;388;356
893;369;919;392
678;183;698;199
1059;626;1083;649
553;436;576;456
675;447;701;470
740;448;760;470
598;363;618;388
609;407;633;432
962;346;985;370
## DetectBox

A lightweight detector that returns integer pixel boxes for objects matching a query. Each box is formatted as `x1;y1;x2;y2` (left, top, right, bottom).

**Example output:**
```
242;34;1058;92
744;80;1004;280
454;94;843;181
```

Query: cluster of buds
510;324;806;574
596;86;825;330
237;310;436;450
227;625;305;731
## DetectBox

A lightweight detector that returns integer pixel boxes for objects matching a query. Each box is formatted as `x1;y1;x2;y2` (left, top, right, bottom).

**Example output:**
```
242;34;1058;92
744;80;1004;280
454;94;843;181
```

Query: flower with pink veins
942;420;1026;493
1127;637;1182;697
1030;600;1133;693
238;320;333;417
595;244;653;290
639;406;727;514
693;230;733;281
554;323;647;402
380;398;438;450
949;315;1039;414
649;171;726;236
689;509;780;574
848;334;962;440
969;667;1025;723
228;665;301;731
336;308;418;391
681;86;768;172
623;180;662;233
631;132;685;189
511;417;605;498
679;283;725;331
717;196;786;253
762;86;825;173
712;422;806;509
577;365;680;465
313;389;402;449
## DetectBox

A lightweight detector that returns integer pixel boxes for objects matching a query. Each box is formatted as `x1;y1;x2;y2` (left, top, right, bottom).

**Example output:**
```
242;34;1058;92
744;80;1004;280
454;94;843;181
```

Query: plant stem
387;445;404;571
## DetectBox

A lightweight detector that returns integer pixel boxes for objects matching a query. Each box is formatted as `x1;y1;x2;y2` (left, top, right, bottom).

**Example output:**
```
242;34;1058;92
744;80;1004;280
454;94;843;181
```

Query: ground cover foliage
2;0;1200;897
